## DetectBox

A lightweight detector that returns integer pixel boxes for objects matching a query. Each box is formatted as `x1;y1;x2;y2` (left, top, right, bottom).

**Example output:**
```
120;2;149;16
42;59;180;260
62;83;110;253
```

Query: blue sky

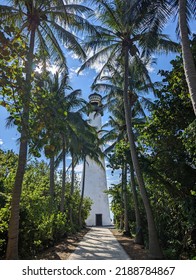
0;3;195;189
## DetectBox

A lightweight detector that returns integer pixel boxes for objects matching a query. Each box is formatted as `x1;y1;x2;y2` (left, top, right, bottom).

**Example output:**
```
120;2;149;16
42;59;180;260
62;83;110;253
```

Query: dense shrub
0;150;91;259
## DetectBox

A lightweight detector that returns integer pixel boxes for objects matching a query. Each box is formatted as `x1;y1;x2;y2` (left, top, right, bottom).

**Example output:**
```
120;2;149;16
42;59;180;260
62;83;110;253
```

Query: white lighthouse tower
82;93;111;226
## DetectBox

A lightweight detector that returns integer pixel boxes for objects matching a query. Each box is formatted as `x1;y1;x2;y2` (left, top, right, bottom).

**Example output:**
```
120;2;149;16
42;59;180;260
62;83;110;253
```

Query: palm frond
39;21;67;70
78;42;120;74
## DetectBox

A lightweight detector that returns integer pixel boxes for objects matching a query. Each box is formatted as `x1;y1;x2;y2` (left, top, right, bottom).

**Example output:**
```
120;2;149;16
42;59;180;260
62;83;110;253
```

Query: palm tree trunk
179;0;196;115
70;152;75;226
60;137;66;213
130;162;144;245
49;156;55;199
6;28;36;260
6;131;28;260
120;178;124;230
78;158;86;228
123;45;163;259
122;163;130;235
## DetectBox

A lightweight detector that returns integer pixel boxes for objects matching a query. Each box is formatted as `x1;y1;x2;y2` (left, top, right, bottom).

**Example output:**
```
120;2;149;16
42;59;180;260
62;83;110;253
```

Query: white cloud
75;163;83;173
35;63;58;74
0;139;3;145
86;48;107;73
69;67;87;79
146;64;155;73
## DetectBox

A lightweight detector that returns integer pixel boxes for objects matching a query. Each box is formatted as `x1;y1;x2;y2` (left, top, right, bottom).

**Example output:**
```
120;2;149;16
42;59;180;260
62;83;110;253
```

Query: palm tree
0;0;96;259
147;0;196;114
79;0;179;258
33;71;96;218
77;129;104;228
129;160;144;245
92;54;161;253
179;0;196;115
138;0;196;114
43;72;86;212
102;96;145;243
173;0;196;114
67;113;103;228
94;58;152;239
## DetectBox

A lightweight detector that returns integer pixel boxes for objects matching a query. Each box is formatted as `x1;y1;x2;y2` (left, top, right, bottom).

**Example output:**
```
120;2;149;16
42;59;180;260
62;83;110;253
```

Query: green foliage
107;183;135;232
106;48;196;258
137;53;196;259
106;185;123;229
0;22;27;128
0;150;91;259
180;120;196;164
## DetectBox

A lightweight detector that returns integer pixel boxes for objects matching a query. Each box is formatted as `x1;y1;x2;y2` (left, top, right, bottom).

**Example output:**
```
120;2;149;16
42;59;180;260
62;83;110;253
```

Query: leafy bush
0;150;91;259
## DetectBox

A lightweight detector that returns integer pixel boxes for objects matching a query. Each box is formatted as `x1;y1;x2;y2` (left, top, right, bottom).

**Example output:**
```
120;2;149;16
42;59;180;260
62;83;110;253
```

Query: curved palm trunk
123;45;163;259
130;162;144;245
6;28;36;260
60;137;66;213
78;158;86;228
179;0;196;115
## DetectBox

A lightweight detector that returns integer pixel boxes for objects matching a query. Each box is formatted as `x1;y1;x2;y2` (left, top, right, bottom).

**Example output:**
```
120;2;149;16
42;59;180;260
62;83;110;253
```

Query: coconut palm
77;127;104;228
33;71;95;216
0;0;96;259
67;113;104;227
98;81;146;243
177;0;196;115
138;0;196;114
92;52;162;248
148;0;196;114
79;0;179;259
45;72;86;210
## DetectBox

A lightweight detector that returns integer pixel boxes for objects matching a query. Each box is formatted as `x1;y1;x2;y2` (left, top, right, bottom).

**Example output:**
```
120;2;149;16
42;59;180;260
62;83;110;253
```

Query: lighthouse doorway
96;214;102;226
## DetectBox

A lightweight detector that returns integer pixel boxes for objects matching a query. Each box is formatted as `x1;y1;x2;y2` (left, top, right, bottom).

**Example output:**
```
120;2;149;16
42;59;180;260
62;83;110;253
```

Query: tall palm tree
139;0;196;114
92;52;162;255
79;0;179;259
77;128;104;228
101;89;145;243
0;0;96;259
173;0;196;114
43;72;86;212
93;56;151;237
66;113;103;227
129;160;144;245
33;71;96;217
148;0;196;114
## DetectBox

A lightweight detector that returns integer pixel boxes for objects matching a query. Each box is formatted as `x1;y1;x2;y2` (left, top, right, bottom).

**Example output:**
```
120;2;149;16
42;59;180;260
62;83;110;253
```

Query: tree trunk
6;28;36;260
6;132;28;259
123;45;163;259
122;163;130;235
179;0;196;115
60;137;66;213
69;152;75;226
49;156;55;199
130;162;144;245
120;176;124;230
78;158;86;228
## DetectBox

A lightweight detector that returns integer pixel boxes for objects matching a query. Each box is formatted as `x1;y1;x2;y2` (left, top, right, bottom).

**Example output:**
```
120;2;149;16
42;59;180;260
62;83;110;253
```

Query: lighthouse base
86;212;111;227
83;157;112;227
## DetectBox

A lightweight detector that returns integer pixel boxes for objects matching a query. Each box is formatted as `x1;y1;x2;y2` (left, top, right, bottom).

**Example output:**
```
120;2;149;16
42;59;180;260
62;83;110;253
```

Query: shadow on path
68;227;131;260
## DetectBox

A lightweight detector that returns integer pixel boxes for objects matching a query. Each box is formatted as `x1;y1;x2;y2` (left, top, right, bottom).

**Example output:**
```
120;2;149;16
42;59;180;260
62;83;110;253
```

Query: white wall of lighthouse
82;94;111;226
